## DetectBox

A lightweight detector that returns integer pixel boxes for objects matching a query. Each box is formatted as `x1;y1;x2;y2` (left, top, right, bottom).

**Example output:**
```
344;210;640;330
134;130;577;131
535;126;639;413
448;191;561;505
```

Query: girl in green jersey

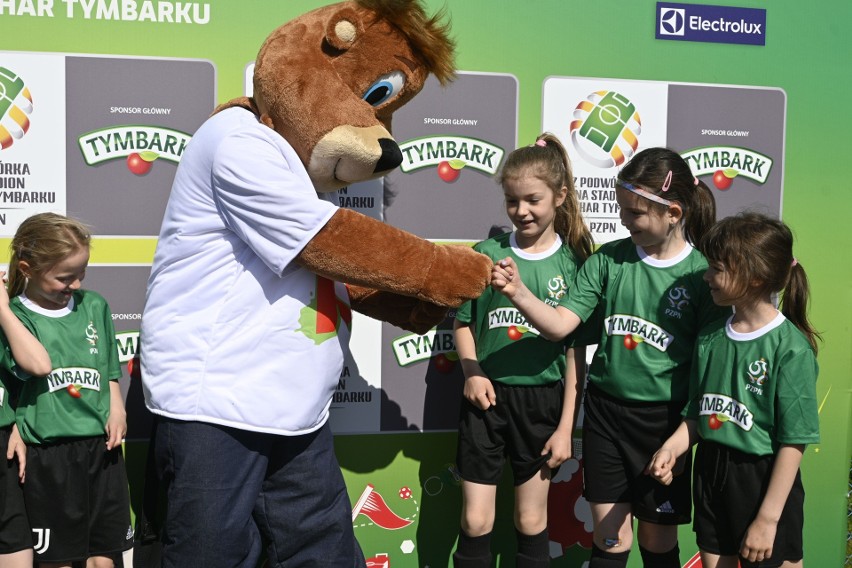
649;212;820;568
0;267;52;568
6;213;132;568
453;133;593;567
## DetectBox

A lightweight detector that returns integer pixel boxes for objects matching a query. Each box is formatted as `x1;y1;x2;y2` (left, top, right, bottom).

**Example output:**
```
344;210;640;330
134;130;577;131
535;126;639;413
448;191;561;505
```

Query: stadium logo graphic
0;66;34;150
682;146;773;190
659;8;685;36
398;135;504;183
78;125;191;176
569;90;641;169
656;3;766;46
351;484;414;530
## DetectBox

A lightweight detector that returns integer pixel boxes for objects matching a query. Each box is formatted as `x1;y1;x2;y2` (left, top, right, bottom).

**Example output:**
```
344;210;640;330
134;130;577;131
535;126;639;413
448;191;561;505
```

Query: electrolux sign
656;3;766;46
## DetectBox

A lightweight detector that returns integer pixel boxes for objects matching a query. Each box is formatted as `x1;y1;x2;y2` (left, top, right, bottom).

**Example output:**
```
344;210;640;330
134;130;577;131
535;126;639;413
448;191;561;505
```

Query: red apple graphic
127;356;141;380
126;151;158;176
708;414;723;430
712;169;737;190
434;353;456;373
623;334;643;350
67;384;82;398
437;159;464;183
507;325;523;341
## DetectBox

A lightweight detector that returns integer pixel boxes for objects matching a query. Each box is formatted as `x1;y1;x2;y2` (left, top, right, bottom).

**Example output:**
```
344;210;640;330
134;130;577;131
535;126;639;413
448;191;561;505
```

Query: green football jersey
561;238;730;402
0;335;24;428
686;313;820;456
456;232;583;386
12;290;122;445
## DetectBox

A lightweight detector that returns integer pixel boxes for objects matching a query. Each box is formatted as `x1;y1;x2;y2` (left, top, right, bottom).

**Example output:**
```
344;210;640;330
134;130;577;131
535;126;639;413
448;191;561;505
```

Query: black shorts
0;425;32;554
582;383;691;524
693;441;804;567
24;436;133;563
457;380;564;486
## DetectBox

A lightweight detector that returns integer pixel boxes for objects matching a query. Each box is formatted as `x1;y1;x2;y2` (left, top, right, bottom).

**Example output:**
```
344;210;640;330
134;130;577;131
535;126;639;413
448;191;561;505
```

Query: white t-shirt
141;107;350;435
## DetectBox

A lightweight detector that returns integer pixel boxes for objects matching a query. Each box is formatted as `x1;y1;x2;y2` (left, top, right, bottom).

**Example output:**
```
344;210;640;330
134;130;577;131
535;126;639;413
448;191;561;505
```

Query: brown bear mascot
139;1;491;566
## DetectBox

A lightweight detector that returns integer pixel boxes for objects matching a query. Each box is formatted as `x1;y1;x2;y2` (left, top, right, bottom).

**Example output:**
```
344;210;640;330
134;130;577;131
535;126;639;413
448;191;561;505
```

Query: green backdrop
1;1;849;566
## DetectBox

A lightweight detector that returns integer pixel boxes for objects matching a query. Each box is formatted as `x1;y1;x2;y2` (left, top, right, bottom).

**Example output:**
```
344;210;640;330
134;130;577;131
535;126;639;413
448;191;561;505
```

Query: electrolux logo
656;2;766;46
659;8;686;36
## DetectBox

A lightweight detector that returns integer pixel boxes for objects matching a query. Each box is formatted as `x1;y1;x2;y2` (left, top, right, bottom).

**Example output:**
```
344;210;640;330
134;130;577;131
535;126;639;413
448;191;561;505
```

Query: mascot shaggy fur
139;1;491;566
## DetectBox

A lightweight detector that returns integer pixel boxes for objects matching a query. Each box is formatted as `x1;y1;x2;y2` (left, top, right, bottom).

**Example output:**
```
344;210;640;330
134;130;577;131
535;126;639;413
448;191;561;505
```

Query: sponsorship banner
543;77;784;244
656;2;767;46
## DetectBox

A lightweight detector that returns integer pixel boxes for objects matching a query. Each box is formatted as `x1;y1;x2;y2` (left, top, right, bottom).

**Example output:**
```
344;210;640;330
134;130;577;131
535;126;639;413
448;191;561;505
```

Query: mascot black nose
375;138;403;173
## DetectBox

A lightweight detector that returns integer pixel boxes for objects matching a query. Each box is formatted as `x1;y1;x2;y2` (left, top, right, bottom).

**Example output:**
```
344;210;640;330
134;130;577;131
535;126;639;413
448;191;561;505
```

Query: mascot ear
324;6;364;52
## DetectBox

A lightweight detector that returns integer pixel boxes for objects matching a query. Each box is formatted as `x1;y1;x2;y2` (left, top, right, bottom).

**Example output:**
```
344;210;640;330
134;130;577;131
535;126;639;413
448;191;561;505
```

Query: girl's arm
105;380;127;451
739;444;804;564
543;345;585;469
0;273;51;376
646;418;698;485
454;319;495;410
491;258;582;341
6;423;26;483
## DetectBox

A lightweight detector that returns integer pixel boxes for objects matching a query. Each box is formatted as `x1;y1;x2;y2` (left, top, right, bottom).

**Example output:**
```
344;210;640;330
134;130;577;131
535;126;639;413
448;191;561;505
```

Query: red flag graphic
352;484;412;530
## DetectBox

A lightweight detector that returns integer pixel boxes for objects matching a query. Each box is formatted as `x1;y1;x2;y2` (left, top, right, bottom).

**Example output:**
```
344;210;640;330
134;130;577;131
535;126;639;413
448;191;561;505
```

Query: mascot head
251;0;455;192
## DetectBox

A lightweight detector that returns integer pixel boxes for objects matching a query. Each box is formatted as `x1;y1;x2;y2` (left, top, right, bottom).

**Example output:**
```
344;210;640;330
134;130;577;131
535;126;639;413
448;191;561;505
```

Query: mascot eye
362;71;406;107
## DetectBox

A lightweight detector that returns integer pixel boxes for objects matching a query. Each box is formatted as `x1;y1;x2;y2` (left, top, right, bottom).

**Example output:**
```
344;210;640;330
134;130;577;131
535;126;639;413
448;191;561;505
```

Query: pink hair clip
661;170;673;192
791;258;798;267
694;177;699;186
535;139;547;147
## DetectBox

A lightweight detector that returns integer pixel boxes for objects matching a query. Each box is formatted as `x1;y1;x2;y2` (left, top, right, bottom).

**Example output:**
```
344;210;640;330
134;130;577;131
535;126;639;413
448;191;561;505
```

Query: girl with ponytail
649;211;820;568
452;133;593;567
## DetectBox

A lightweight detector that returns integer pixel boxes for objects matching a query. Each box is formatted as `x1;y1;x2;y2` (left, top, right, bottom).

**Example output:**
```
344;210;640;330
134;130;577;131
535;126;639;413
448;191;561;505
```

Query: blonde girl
7;213;132;568
453;133;593;567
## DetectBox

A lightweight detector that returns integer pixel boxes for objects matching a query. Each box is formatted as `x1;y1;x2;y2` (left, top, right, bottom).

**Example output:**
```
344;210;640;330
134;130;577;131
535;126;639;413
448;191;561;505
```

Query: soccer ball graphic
0;67;34;150
569;90;641;169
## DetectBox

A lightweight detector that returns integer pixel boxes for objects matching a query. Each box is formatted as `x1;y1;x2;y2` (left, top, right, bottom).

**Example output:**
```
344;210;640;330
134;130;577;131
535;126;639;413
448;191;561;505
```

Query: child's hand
740;516;777;564
463;375;496;411
491;257;523;298
646;448;677;485
542;429;572;469
7;423;26;483
105;406;127;451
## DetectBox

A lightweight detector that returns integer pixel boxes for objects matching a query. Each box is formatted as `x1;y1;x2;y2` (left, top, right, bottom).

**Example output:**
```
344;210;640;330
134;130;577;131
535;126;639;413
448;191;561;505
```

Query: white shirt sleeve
210;126;337;276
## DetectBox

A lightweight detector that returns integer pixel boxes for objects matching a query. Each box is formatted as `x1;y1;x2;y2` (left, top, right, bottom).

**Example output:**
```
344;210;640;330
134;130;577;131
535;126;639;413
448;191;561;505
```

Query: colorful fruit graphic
127;356;141;381
67;384;82;398
711;168;737;190
507;325;524;341
623;334;643;350
437;159;465;183
126;151;158;175
708;413;729;430
434;353;456;373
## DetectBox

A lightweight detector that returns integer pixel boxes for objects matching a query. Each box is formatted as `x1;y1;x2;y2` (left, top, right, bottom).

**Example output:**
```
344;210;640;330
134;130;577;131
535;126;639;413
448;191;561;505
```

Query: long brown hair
700;211;821;353
498;132;594;260
617;147;716;245
7;213;92;298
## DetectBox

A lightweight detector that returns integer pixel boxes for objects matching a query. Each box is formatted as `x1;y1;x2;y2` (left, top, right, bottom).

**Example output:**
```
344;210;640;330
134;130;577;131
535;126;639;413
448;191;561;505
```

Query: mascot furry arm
217;0;491;333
